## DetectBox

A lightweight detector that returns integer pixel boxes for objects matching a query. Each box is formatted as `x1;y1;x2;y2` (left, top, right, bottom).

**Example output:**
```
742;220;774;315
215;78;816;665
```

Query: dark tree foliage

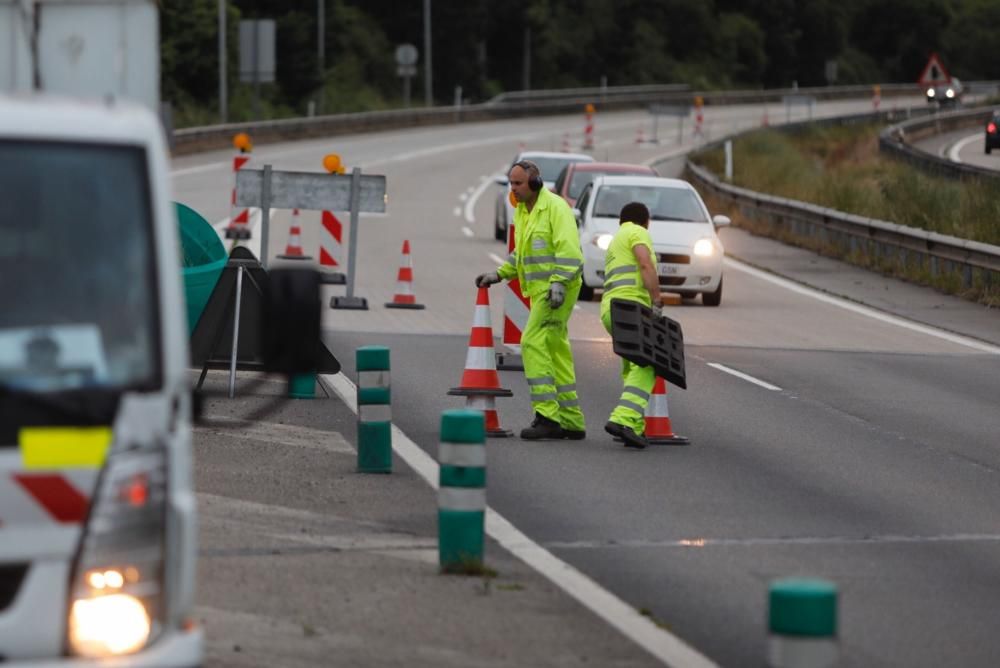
161;0;998;122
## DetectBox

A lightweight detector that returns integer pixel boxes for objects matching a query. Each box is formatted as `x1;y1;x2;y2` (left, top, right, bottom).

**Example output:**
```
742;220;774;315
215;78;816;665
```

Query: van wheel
702;279;722;306
579;283;594;302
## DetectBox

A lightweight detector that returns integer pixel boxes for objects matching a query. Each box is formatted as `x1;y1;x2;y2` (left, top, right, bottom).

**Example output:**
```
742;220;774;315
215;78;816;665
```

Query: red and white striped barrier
318;210;347;284
498;219;529;370
225;152;252;240
583;104;595;150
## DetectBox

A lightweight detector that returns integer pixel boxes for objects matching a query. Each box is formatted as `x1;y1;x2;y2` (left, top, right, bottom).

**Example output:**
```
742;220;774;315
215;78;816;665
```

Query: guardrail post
438;409;486;573
356;346;392;473
767;578;838;668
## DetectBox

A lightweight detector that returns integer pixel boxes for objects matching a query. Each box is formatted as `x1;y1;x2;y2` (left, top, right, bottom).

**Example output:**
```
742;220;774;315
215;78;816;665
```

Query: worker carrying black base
600;202;661;449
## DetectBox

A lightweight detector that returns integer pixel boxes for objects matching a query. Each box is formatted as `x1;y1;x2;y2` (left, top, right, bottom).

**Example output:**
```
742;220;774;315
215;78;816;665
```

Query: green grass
692;123;1000;306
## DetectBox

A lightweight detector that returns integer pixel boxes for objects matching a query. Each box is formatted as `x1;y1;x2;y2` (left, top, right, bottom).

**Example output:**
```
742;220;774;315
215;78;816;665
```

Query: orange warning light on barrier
322;153;342;174
233;133;252;152
585;103;595;114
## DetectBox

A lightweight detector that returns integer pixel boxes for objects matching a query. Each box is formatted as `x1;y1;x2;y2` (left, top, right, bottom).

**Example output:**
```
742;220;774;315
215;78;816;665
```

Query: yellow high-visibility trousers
521;281;585;431
601;307;654;434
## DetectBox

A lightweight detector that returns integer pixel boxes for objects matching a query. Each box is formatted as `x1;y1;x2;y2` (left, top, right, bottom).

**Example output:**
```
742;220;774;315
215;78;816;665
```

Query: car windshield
594;185;708;222
569;169;649;199
0;140;160;392
525;157;587;183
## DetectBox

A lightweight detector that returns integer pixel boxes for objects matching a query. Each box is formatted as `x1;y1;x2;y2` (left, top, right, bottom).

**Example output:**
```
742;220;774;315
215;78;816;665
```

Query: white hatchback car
574;175;730;305
494;150;594;241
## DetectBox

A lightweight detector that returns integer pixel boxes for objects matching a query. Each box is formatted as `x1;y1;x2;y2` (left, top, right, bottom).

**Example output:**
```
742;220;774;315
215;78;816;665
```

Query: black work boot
520;413;564;440
604;421;647;449
561;428;586;440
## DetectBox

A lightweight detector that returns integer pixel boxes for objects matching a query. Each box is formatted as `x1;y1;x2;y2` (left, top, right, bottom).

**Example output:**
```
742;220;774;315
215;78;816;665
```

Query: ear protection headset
513;160;544;192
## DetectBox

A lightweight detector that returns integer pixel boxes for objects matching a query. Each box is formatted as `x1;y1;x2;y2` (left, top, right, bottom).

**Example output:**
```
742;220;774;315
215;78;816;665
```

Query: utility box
0;0;159;112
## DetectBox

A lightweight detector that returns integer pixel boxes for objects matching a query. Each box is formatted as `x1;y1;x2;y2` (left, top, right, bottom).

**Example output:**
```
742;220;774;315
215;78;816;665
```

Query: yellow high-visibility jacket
496;187;583;298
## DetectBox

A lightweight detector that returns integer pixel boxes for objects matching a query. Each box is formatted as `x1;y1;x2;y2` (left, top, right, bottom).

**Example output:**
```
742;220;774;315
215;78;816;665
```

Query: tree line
162;0;999;126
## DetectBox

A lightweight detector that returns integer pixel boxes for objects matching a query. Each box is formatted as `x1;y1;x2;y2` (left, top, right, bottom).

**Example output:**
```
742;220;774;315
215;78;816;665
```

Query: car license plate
658;264;678;276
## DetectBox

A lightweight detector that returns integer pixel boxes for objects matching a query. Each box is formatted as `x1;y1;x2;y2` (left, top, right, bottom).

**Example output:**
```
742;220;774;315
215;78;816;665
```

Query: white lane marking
464;172;501;224
173;162;227;177
320;372;716;668
725;257;1000;355
488;252;506;265
707;363;782;391
459;192;469;202
947;133;981;163
462;226;474;238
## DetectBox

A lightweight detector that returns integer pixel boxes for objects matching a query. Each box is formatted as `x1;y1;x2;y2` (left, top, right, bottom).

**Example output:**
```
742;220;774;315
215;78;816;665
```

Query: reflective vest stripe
604;278;635;290
605;264;637;278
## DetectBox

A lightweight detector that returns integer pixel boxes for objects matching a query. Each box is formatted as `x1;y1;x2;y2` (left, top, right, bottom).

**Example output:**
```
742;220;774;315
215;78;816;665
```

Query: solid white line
707;363;782;391
947;133;981;163
319;372;716;668
725;257;1000;355
462;226;474;238
464;173;500;224
488;252;506;265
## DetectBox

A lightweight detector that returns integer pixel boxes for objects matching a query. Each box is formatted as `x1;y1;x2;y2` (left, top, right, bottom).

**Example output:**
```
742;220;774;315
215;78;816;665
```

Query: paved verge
191;370;659;668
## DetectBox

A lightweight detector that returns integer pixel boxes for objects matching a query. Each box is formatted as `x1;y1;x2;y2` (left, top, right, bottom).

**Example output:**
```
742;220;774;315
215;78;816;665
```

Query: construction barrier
498;214;529;370
768;578;838;668
225;133;253;240
356;346;392;473
385;240;425;309
319;210;347;284
438;408;486;573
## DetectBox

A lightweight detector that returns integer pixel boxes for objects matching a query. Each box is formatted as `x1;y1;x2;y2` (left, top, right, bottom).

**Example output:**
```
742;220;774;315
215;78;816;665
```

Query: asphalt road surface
173;96;1000;667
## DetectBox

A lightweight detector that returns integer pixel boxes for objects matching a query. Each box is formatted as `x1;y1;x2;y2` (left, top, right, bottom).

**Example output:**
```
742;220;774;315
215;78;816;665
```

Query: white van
0;96;203;665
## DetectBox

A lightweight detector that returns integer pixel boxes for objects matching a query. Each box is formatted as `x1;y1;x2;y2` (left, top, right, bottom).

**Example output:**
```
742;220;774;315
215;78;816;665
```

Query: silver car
494;150;594;241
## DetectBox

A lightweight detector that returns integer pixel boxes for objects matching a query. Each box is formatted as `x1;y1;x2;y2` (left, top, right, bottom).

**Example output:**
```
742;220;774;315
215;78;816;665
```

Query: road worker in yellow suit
475;160;586;440
601;202;662;449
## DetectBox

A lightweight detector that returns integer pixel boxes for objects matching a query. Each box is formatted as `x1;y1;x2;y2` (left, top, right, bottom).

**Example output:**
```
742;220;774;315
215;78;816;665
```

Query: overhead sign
917;53;950;86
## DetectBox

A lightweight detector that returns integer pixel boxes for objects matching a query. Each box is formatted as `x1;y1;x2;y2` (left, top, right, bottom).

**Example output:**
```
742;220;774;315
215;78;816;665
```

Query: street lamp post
423;0;432;106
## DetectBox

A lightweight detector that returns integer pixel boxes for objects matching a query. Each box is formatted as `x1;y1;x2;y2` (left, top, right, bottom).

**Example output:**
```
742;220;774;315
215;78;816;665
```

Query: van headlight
593;234;613;250
693;238;715;257
68;447;166;658
945;88;955;99
926;88;935;98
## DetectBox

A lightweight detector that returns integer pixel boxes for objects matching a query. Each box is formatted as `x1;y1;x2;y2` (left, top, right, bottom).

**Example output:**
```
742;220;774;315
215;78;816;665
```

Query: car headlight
593;234;613;250
945;88;955;98
68;447;166;658
693;238;715;257
926;88;935;97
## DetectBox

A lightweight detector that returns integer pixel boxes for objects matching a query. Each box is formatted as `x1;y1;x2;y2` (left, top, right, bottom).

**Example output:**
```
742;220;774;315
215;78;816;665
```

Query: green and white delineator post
768;578;838;668
356;346;392;473
438;409;486;573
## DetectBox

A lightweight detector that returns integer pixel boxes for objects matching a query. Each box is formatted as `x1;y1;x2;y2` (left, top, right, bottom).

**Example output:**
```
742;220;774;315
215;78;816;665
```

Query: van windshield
0;140;160;392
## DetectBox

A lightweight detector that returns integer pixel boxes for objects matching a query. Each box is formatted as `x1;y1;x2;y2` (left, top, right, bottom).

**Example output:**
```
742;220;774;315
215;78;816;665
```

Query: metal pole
252;21;260;121
318;0;325;114
346;167;362;299
260;164;272;268
228;266;244;399
522;25;531;91
218;0;227;123
423;0;432;106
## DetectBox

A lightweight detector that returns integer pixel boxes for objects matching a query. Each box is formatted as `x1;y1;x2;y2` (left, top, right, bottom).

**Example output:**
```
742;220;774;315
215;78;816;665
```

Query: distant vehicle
574;175;730;304
553;162;658;209
985;111;1000;154
494;150;594;241
926;78;962;107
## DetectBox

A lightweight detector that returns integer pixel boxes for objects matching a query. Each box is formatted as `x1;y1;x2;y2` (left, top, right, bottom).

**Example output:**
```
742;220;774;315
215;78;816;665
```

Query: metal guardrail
677;111;1000;294
172;82;923;156
879;105;999;181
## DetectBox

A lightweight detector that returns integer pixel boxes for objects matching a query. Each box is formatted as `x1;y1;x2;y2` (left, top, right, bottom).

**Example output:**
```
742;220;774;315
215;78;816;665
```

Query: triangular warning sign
918;53;951;86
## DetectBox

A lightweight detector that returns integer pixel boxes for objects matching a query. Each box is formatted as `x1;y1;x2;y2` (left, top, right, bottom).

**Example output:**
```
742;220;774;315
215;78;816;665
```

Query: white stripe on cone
464;346;496;371
473;305;492;327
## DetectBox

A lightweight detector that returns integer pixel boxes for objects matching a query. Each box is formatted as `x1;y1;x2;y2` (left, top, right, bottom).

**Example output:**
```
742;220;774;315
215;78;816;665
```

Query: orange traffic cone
644;376;689;445
448;288;513;436
278;209;311;260
385;240;425;309
464;394;512;438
